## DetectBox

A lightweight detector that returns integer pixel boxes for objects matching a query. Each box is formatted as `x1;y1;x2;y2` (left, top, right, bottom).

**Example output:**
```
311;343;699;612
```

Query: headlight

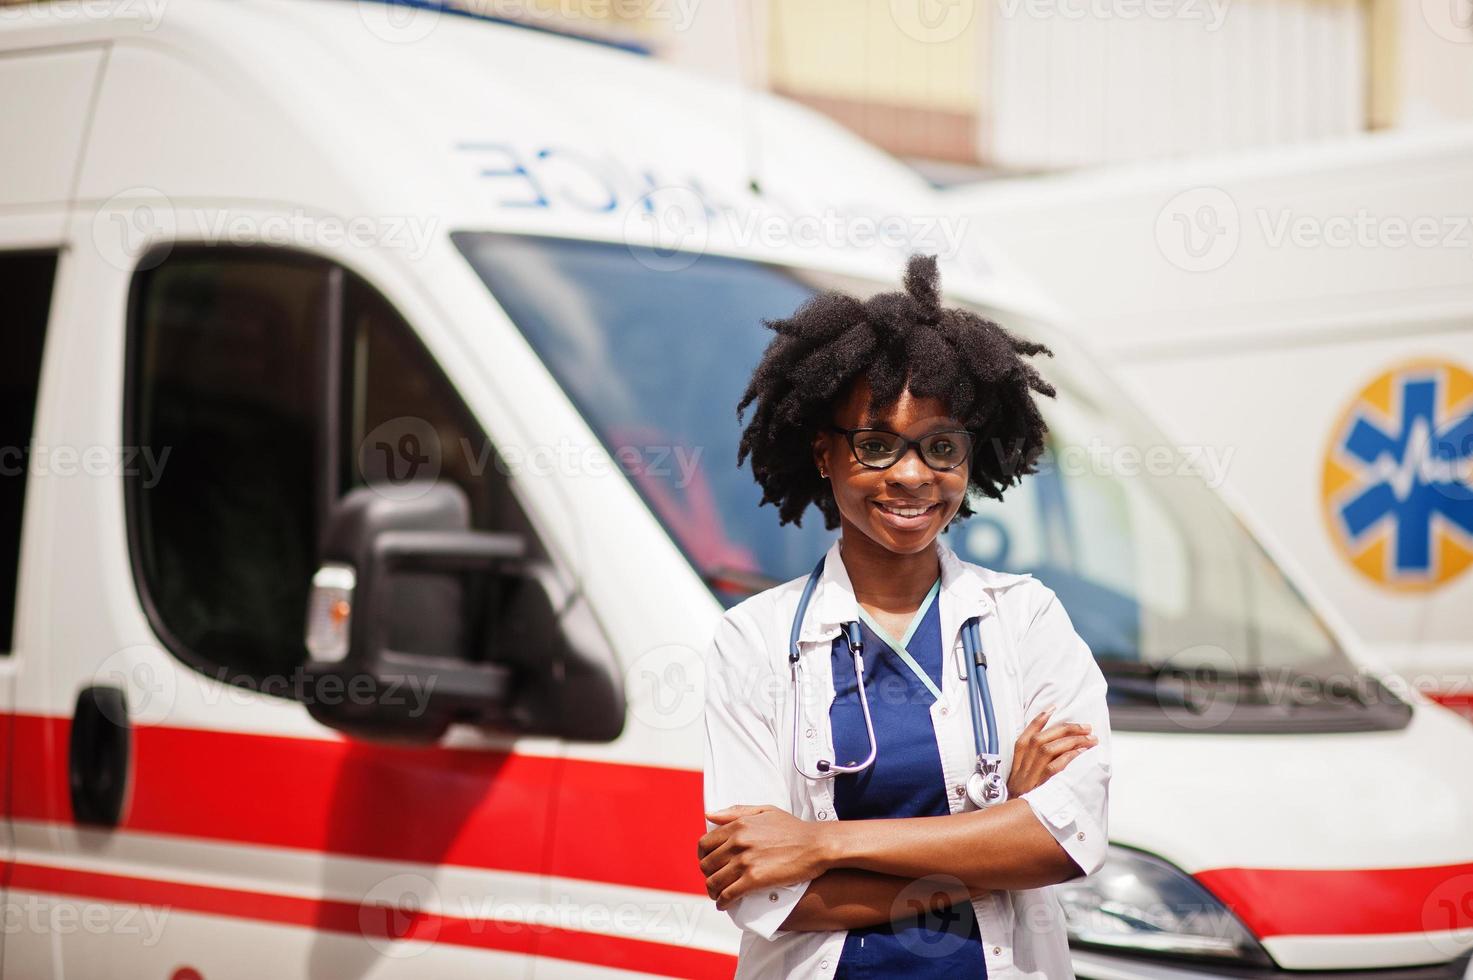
1055;845;1273;965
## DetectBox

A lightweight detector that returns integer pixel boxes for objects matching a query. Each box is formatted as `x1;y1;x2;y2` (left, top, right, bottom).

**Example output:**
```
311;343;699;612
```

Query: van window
452;232;1353;688
128;252;328;679
127;249;522;684
339;275;510;532
0;252;58;653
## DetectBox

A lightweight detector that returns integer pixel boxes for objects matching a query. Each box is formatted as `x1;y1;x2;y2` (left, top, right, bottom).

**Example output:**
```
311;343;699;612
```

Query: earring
819;466;828;478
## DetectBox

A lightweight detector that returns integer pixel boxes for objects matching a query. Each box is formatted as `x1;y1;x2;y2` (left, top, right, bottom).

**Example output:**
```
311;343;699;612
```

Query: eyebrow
858;418;965;433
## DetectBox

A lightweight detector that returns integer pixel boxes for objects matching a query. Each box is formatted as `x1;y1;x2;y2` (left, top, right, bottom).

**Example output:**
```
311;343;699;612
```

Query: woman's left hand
698;805;830;910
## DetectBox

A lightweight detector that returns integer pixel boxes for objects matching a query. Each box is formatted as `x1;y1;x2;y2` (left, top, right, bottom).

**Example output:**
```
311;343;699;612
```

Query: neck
837;528;941;614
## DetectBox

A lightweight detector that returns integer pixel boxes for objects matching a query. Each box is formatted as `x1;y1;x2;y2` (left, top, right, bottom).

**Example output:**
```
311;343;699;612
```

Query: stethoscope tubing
787;552;998;781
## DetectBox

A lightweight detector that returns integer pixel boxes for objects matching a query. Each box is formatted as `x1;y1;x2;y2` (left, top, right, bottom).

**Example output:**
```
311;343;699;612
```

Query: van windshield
454;232;1367;707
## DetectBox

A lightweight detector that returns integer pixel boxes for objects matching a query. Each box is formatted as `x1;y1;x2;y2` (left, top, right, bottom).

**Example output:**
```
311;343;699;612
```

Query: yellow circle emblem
1322;359;1473;590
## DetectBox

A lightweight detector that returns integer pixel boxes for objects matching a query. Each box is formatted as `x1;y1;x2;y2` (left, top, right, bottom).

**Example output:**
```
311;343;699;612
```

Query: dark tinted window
129;253;328;678
0;252;58;653
340;276;511;532
129;250;523;684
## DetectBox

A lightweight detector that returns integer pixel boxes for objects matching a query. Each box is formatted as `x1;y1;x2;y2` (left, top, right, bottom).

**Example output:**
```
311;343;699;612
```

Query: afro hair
735;253;1056;530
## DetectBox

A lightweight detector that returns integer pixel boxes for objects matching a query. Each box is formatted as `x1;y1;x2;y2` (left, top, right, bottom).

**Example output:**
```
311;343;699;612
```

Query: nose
887;445;934;488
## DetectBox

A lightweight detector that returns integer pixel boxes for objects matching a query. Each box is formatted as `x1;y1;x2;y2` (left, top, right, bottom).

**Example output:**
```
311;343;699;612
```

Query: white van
942;130;1473;721
1;3;1471;979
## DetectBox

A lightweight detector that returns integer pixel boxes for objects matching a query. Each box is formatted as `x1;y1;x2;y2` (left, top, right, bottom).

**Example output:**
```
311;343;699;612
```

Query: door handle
69;685;131;827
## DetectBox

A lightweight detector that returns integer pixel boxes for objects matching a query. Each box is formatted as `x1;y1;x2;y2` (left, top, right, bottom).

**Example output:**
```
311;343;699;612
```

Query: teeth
879;502;932;517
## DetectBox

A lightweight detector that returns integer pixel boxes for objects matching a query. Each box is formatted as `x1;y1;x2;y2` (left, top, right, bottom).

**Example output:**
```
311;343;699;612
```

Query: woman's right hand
1006;705;1098;799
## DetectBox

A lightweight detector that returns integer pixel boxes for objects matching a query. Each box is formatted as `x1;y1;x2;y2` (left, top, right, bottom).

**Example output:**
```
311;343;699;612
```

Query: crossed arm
699;591;1111;937
701;693;1096;934
700;797;1085;931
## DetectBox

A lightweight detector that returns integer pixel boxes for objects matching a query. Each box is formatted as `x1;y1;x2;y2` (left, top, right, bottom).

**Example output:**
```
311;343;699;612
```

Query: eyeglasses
828;425;973;471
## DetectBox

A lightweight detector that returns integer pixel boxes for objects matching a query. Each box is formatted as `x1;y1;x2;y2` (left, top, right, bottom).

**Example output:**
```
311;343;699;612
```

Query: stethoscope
788;554;1008;810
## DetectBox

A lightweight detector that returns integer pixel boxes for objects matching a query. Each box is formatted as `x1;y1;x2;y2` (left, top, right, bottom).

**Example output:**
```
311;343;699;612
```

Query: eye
923;432;971;465
924;436;958;458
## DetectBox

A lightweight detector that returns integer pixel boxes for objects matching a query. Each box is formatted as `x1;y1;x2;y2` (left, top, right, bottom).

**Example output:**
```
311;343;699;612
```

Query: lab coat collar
799;534;1032;643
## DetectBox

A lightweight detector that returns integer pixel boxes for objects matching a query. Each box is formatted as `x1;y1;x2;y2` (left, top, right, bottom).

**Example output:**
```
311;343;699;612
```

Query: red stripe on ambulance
5;861;736;979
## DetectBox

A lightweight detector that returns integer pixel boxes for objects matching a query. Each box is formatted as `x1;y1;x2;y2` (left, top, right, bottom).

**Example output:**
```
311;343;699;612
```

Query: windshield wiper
1098;660;1208;713
1101;660;1381;714
1252;668;1374;708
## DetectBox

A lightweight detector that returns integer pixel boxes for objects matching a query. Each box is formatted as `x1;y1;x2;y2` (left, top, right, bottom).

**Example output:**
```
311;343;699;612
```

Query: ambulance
1;2;1470;978
943;130;1473;722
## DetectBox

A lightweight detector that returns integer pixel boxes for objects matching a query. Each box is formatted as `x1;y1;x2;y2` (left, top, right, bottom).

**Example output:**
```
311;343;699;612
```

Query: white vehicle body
0;3;1470;979
943;130;1473;720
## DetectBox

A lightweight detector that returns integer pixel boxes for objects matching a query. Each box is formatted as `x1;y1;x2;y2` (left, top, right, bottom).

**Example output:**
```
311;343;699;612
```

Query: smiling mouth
873;500;941;519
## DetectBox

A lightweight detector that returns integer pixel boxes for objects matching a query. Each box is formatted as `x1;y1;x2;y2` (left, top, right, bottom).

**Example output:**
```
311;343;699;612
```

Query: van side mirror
301;482;625;743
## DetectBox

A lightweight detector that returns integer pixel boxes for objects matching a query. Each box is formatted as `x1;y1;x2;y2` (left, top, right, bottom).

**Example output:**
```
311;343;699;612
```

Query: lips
871;498;941;530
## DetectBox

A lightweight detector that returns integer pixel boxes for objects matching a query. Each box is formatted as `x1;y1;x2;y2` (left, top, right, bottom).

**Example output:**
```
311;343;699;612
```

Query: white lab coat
702;535;1112;979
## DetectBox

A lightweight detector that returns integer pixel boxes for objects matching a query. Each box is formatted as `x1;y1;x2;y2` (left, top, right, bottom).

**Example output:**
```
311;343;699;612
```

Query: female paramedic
697;254;1112;979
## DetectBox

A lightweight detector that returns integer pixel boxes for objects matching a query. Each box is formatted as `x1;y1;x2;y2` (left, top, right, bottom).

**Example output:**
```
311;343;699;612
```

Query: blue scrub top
828;578;987;978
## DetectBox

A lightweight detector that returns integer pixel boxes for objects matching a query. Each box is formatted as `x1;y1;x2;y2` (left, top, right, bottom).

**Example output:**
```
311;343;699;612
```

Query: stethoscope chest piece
965;752;1008;809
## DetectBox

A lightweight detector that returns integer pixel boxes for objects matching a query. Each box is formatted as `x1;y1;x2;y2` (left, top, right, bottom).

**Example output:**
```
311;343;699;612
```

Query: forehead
833;377;959;428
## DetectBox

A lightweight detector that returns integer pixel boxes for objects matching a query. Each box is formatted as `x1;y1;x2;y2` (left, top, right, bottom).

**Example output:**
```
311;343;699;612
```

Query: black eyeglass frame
827;425;975;471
